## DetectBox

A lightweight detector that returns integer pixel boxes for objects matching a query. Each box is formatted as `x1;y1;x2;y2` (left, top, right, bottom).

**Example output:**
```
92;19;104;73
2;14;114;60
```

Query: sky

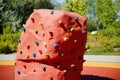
56;0;64;3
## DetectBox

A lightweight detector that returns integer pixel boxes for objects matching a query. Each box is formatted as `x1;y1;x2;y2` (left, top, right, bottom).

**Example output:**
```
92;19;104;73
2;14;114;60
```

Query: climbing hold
16;70;20;75
31;18;34;23
74;17;79;21
23;24;26;27
70;28;75;32
63;37;68;41
18;39;21;43
46;54;50;58
60;53;64;56
73;68;78;72
53;43;57;49
26;54;29;58
32;53;36;57
20;50;22;54
50;10;54;14
49;32;53;37
58;20;62;24
42;31;45;36
23;65;26;69
12;72;15;75
82;42;86;46
14;62;16;65
39;21;43;26
43;42;47;47
27;45;30;49
35;41;39;46
78;56;82;60
23;78;27;80
22;28;26;32
41;65;46;71
63;69;67;73
33;69;36;72
39;50;42;54
57;65;60;69
34;29;38;34
74;40;77;42
50;77;53;80
82;30;86;34
70;64;75;67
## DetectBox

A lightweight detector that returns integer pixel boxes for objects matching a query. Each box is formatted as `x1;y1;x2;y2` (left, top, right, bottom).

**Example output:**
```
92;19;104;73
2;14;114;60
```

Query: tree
0;0;55;34
65;0;88;16
0;0;4;34
95;0;116;29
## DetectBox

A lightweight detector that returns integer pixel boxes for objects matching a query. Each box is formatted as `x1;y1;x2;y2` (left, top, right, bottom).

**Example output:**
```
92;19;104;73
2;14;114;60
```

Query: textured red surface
82;66;120;80
15;9;87;80
0;65;120;80
0;65;15;80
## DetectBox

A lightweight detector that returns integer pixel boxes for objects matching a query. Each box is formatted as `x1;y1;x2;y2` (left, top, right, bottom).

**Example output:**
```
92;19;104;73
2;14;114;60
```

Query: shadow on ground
82;75;114;80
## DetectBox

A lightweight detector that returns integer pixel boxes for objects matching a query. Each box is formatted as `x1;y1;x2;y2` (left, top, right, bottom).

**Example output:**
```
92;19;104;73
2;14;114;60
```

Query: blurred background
0;0;120;55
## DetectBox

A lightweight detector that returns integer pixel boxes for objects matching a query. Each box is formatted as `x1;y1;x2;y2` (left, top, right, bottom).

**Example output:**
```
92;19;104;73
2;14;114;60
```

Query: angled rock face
15;9;87;80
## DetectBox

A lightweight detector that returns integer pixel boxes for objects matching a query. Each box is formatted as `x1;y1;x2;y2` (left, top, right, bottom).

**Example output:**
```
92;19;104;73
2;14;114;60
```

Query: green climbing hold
20;50;22;54
63;69;67;73
23;78;27;80
70;28;75;32
74;17;79;21
35;41;39;46
34;29;38;34
41;65;46;71
46;54;50;58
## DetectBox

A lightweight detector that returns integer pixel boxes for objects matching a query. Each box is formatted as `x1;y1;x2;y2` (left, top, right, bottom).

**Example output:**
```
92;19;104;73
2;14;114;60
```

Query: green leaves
0;32;20;54
65;0;88;16
95;0;116;29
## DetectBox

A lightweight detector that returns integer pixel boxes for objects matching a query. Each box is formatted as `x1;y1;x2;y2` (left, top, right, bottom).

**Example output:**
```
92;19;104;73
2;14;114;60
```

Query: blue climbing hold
82;30;86;34
16;70;20;74
22;28;26;32
32;53;36;57
18;39;21;43
53;43;57;48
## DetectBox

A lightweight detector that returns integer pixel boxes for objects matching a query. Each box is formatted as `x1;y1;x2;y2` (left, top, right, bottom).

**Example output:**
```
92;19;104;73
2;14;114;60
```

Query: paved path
0;53;120;62
0;53;16;60
84;55;120;62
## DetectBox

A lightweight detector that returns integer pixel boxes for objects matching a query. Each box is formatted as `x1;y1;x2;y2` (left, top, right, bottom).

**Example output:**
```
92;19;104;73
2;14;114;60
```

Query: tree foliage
65;0;120;31
0;0;55;34
95;0;116;29
65;0;88;16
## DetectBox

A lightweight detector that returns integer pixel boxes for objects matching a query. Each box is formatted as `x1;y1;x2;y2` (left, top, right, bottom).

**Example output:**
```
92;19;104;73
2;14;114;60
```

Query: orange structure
15;9;87;80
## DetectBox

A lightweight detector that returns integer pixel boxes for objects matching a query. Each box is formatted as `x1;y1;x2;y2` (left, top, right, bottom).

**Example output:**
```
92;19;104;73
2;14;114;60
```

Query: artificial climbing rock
15;9;87;80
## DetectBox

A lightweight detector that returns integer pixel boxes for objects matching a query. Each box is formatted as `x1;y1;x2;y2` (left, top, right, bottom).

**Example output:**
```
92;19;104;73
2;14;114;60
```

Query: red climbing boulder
15;9;87;80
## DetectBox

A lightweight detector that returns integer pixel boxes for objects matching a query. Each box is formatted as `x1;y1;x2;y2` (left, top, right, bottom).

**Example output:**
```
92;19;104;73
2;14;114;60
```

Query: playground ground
0;54;120;80
0;61;120;80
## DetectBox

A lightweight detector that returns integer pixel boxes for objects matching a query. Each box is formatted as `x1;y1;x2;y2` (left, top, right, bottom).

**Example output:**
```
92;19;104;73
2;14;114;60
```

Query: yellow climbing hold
39;21;43;26
26;54;29;58
43;42;47;47
70;64;75;67
63;37;68;41
23;24;26;27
